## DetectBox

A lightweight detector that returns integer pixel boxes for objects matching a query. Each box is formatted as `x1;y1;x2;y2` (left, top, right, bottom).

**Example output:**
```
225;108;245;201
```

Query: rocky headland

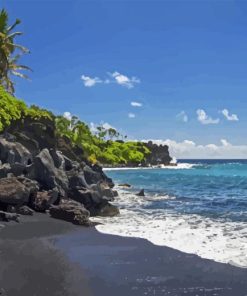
0;115;119;227
103;141;173;168
143;141;172;166
0;112;174;229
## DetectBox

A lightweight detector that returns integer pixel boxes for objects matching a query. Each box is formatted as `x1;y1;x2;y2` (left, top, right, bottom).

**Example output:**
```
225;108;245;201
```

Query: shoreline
103;162;196;171
91;172;247;269
1;215;247;296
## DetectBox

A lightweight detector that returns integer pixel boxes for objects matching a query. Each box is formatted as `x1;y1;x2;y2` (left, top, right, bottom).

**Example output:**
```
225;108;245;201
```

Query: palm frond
7;43;30;53
11;70;30;80
11;64;32;71
9;53;21;63
0;9;8;32
7;32;23;39
7;18;21;33
0;10;30;94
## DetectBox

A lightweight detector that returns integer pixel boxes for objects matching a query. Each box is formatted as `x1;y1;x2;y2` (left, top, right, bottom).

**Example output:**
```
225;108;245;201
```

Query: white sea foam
91;188;247;268
159;163;197;169
103;163;197;171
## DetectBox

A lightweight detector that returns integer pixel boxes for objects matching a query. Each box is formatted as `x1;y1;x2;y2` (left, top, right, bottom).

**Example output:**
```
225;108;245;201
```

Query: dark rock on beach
30;189;59;212
136;189;145;196
0;177;38;207
83;164;114;188
0;116;119;226
119;183;131;188
16;205;34;216
0;211;19;222
7;205;34;216
30;148;69;196
112;190;118;197
96;203;120;217
67;169;89;189
49;200;91;226
67;185;119;217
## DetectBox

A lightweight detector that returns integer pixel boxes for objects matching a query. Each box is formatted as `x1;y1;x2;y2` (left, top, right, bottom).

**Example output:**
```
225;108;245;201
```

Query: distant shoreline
102;162;202;171
103;163;177;170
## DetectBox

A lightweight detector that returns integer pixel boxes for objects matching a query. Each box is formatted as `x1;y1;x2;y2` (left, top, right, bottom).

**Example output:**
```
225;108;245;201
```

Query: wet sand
0;214;247;296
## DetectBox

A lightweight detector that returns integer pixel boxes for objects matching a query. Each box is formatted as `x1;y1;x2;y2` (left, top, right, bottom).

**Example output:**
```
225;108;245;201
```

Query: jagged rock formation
143;141;172;166
0;116;119;226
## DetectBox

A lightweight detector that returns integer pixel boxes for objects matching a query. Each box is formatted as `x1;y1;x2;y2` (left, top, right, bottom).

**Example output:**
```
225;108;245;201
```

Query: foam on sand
91;188;247;268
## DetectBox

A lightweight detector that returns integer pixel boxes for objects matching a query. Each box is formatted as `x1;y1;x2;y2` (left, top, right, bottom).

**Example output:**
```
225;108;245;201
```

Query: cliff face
143;141;172;166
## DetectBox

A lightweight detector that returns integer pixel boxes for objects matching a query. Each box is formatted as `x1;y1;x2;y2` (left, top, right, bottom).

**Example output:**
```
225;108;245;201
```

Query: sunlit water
92;160;247;268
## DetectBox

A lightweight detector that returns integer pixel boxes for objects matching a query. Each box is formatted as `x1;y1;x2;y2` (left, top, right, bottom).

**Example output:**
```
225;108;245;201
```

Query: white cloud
81;72;140;88
110;71;140;88
81;75;102;87
90;121;115;133
102;122;115;130
142;138;247;159
63;111;72;121
221;109;239;121
128;113;136;118
131;101;142;107
197;109;220;125
176;111;188;123
220;139;230;147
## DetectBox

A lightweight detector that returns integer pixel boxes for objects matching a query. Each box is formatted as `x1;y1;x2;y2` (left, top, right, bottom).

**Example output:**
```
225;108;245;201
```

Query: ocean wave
162;163;197;169
91;188;247;268
104;163;198;171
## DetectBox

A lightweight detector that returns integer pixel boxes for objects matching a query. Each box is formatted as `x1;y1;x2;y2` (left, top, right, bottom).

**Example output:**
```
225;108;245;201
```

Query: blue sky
3;0;247;157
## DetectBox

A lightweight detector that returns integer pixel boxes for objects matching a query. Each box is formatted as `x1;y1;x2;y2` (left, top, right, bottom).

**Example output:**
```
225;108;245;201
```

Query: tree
108;127;119;140
0;9;31;94
96;125;107;140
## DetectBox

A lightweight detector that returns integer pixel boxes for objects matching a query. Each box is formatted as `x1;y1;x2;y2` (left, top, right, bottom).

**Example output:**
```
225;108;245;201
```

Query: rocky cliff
143;141;172;166
0;116;119;226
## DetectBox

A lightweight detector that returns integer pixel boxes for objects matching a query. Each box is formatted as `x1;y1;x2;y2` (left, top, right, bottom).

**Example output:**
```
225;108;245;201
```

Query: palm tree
0;9;31;94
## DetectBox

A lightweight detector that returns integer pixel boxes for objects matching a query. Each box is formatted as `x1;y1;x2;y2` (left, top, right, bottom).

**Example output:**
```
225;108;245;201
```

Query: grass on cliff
0;86;150;165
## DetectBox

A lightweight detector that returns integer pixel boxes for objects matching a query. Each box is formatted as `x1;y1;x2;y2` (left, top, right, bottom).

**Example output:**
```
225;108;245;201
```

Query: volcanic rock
49;199;91;226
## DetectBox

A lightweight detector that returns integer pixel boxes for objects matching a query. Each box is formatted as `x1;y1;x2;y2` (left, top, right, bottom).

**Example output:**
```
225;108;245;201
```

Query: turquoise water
107;160;247;223
92;160;247;267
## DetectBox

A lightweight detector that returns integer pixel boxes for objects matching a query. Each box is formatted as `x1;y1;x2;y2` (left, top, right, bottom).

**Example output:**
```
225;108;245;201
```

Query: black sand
0;214;247;296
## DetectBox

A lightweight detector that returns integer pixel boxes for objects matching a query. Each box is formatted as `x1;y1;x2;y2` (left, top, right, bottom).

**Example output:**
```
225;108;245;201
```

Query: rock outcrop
136;189;145;197
50;200;90;226
0;177;38;208
143;141;172;166
30;189;59;212
0;116;119;226
0;138;32;165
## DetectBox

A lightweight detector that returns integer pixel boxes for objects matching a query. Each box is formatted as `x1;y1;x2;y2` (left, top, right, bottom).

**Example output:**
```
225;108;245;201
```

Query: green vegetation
0;9;31;94
0;86;52;131
0;86;150;165
55;114;150;165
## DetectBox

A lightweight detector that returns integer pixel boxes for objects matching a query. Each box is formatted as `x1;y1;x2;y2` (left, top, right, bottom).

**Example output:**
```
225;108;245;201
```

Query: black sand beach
0;215;247;296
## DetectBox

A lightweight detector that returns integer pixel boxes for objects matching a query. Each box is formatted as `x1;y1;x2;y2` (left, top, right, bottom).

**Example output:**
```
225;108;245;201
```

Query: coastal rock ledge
0;116;119;226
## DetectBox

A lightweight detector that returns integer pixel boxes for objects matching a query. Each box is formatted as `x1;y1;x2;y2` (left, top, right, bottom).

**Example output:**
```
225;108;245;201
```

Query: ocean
92;160;247;268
